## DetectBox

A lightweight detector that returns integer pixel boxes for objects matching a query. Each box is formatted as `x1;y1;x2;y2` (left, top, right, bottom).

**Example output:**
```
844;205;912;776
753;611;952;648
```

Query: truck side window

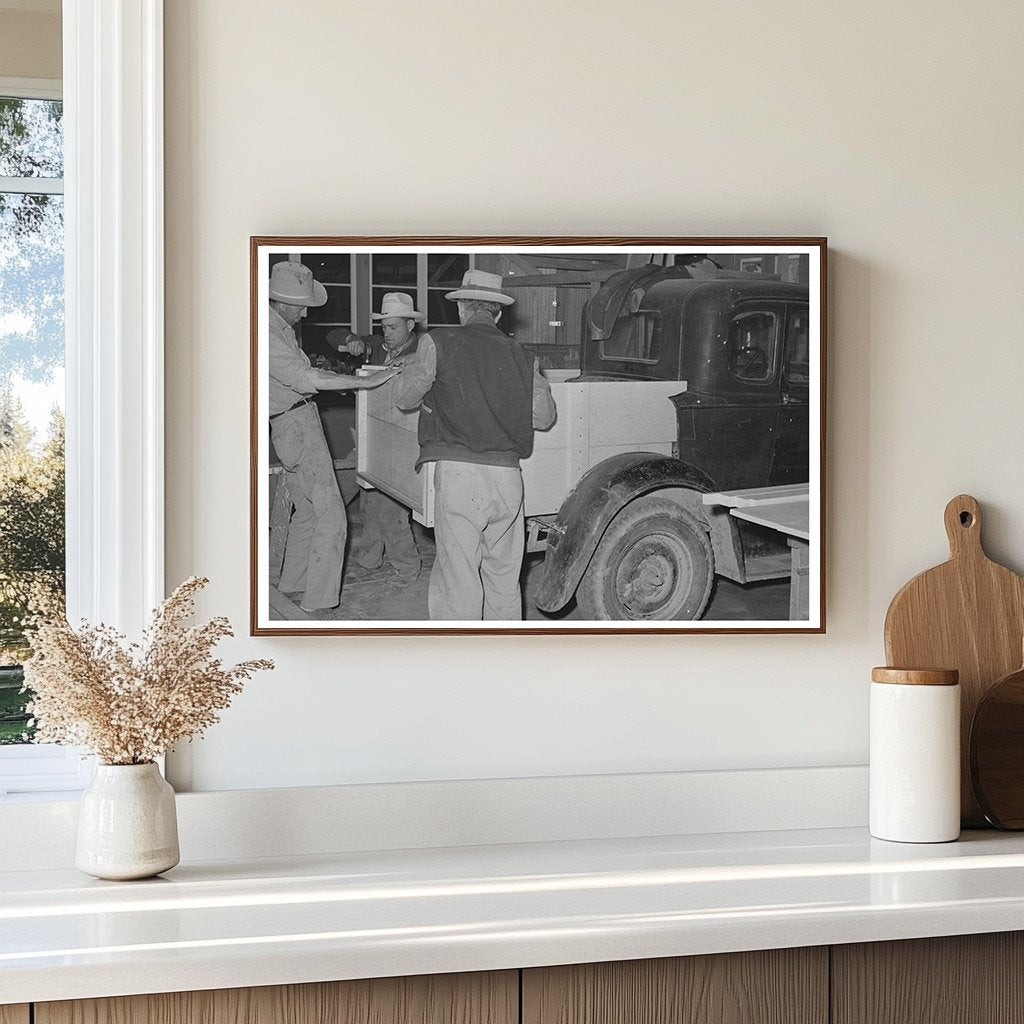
600;311;661;363
785;309;810;383
728;310;778;383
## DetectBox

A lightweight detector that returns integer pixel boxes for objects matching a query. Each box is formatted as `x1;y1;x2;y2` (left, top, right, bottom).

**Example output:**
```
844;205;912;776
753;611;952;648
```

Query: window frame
0;0;165;797
726;307;781;386
367;252;477;336
297;251;358;334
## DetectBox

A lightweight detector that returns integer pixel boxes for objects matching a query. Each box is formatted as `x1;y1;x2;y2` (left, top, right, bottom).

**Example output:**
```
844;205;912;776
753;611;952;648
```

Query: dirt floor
276;495;791;623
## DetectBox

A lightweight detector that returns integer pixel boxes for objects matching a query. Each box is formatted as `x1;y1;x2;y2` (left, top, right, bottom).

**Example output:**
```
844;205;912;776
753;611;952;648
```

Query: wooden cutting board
884;494;1024;827
970;653;1024;829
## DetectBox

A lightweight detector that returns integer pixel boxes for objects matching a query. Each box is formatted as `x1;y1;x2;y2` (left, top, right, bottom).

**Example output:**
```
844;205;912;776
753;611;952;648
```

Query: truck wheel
576;496;714;620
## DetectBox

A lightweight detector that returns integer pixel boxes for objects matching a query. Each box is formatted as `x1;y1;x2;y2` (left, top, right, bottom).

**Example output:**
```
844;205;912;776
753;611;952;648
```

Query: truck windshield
599;310;660;363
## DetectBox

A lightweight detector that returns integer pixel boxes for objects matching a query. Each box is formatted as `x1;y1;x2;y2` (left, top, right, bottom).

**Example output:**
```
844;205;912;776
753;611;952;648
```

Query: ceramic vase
76;762;180;880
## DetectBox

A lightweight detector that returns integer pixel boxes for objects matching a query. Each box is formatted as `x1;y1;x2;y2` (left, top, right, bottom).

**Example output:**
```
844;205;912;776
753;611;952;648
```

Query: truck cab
533;266;812;620
579;268;810;491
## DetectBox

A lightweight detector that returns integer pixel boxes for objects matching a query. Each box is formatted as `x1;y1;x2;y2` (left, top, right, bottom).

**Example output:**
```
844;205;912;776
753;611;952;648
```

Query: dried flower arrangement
22;577;273;765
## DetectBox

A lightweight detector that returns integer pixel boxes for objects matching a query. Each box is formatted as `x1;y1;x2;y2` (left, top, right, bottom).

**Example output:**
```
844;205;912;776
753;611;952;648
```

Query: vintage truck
356;264;812;621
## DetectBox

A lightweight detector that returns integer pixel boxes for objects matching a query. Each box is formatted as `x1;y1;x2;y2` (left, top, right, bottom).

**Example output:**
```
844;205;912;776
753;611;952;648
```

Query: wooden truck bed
356;370;685;528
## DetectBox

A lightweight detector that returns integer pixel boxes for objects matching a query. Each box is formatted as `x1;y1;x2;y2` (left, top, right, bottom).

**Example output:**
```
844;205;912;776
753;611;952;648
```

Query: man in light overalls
268;261;392;612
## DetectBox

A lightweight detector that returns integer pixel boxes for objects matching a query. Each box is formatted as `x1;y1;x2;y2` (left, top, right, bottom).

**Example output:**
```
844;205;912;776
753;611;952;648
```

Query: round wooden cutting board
884;494;1024;827
971;658;1024;829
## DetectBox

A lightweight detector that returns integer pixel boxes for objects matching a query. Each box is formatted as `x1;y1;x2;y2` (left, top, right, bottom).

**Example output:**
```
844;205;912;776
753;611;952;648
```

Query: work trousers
270;402;346;611
429;460;525;621
357;488;421;577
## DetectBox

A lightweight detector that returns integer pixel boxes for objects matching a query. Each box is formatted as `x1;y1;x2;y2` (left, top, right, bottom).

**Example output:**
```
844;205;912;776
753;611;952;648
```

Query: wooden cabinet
522;948;828;1024
34;972;517;1024
13;933;1024;1024
832;932;1024;1024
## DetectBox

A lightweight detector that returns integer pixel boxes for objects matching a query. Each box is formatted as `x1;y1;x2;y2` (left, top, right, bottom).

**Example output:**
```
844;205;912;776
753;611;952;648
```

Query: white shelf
4;826;1024;1004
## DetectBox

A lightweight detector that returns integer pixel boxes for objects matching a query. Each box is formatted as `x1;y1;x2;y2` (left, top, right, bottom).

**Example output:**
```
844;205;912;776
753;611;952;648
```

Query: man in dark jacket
395;270;555;620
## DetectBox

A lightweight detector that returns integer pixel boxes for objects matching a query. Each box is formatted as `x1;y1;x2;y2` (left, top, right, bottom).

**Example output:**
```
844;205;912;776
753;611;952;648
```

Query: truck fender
533;452;717;613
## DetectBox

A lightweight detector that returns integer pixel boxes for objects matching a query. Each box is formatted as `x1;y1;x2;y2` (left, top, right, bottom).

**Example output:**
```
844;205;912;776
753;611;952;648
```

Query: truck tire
576;496;714;620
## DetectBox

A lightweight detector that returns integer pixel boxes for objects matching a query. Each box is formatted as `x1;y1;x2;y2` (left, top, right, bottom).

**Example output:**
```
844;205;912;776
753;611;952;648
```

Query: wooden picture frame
250;237;827;635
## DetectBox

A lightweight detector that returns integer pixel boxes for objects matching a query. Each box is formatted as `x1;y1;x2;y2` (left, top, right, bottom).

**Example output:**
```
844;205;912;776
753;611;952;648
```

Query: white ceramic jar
870;667;961;843
76;762;180;880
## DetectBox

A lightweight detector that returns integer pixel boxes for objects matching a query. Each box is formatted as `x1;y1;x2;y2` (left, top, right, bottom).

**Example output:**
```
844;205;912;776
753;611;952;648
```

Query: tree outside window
0;95;65;744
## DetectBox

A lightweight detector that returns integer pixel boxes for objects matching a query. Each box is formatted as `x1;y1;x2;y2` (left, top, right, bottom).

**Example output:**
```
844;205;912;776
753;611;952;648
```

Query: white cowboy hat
445;269;515;306
371;292;425;322
269;261;328;307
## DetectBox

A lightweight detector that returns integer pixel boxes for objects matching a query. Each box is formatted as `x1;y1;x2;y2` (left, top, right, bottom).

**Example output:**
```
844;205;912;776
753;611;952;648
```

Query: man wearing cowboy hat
396;269;555;620
268;260;393;612
326;293;424;581
327;291;423;369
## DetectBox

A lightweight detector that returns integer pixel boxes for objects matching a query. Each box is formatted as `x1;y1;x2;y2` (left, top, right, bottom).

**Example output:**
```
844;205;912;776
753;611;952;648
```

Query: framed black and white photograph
250;237;826;635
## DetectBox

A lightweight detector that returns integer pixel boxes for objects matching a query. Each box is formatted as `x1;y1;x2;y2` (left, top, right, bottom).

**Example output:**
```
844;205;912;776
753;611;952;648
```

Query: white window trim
0;2;165;796
0;76;62;101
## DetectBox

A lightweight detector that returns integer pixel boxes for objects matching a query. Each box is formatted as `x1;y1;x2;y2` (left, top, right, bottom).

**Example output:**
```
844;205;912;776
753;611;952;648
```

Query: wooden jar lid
871;667;960;686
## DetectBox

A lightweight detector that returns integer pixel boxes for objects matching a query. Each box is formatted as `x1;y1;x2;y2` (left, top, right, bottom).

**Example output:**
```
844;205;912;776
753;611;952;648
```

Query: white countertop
4;826;1024;1004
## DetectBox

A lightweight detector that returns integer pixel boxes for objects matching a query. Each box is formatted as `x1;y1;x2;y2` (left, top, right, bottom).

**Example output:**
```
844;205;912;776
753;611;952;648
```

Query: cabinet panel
36;971;517;1024
832;932;1024;1024
0;1007;29;1024
523;948;828;1024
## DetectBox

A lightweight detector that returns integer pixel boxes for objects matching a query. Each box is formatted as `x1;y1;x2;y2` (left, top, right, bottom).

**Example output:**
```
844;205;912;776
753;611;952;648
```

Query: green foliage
0;665;31;743
0;97;62;178
0;390;65;704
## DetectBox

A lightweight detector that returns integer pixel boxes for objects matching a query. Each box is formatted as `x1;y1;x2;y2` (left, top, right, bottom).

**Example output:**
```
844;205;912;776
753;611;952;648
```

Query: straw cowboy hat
445;269;515;306
269;262;327;307
372;292;425;322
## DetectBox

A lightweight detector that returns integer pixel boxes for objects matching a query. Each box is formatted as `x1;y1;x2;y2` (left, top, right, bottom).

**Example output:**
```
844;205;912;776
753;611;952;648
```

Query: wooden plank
268;584;312;620
528;255;625;268
731;499;809;540
584;380;682;447
268;472;290;585
789;538;810;619
358;375;685;524
0;1007;29;1024
523;949;828;1024
703;483;809;507
503;272;608;288
37;971;518;1024
832;933;1024;1024
360;416;427;514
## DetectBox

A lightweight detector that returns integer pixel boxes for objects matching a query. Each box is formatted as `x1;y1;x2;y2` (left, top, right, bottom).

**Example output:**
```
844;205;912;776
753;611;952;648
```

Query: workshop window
425;253;469;328
728;310;778;383
299;253;356;361
365;253;473;338
369;252;416;334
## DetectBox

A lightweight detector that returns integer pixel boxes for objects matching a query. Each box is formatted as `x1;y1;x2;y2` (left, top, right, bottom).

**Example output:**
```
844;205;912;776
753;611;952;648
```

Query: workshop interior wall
160;0;1024;791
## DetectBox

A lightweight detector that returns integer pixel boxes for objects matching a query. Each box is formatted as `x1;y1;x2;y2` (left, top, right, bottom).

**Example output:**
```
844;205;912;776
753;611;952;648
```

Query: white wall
163;1;1024;792
0;7;61;80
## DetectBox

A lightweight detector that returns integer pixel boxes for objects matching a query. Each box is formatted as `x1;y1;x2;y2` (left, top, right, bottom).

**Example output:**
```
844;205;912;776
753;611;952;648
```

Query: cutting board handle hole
960;511;974;527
